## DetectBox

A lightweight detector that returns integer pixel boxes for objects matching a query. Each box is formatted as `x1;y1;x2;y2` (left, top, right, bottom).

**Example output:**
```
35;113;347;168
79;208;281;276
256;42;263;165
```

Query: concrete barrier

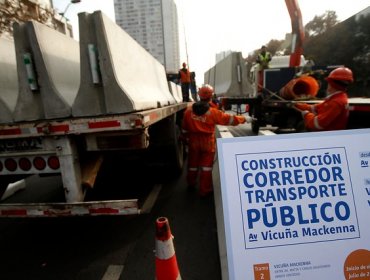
0;38;18;124
176;84;183;102
168;81;182;103
204;66;215;88
205;52;254;98
72;11;176;117
13;21;80;121
214;54;233;96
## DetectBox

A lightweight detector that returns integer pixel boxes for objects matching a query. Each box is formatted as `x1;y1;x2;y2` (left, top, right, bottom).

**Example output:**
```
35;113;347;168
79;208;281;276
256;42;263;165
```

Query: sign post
217;129;370;280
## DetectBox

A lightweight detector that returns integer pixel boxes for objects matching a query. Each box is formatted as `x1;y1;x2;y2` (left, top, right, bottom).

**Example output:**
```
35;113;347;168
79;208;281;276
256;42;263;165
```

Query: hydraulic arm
285;0;305;67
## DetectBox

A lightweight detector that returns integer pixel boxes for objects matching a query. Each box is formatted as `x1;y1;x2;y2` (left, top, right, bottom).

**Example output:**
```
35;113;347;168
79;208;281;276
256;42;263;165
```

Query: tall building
114;0;180;72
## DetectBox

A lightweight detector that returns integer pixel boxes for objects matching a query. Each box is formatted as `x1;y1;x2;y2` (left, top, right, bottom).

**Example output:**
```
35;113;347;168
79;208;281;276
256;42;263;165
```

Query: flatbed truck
0;11;187;217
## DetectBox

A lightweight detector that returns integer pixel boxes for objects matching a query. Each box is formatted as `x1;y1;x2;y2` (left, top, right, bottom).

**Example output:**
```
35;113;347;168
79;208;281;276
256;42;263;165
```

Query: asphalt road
0;158;222;280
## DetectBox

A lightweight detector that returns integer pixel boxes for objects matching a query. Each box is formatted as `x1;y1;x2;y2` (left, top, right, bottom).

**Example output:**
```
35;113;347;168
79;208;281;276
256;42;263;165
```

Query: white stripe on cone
155;237;176;260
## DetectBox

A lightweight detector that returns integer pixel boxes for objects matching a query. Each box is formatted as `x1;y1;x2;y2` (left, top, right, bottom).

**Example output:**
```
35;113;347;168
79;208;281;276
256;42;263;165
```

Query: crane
285;0;305;67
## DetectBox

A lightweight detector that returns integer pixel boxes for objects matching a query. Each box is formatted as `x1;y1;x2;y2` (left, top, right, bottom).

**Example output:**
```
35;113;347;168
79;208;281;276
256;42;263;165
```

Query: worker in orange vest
178;62;191;102
294;67;354;131
181;84;254;197
209;91;222;110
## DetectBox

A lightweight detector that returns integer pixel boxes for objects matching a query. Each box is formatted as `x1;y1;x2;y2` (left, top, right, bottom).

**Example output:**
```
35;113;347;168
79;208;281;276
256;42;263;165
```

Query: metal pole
179;4;189;68
61;2;72;18
60;0;81;21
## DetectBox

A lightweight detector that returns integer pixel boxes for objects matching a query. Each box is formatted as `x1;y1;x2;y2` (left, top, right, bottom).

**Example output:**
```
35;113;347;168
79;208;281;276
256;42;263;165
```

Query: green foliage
304;12;370;96
305;11;339;36
352;14;370;86
265;39;285;56
253;9;370;96
247;39;285;65
0;0;57;38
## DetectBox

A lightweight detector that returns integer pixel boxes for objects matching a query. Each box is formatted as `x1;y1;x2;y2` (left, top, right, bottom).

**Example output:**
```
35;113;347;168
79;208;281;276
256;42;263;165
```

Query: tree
246;8;369;97
0;0;58;38
247;39;285;65
265;39;285;56
351;14;370;93
304;12;370;97
305;11;339;36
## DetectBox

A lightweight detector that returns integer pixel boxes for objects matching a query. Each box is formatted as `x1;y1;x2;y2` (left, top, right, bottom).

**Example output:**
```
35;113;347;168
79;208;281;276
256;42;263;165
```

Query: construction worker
210;93;221;109
181;84;254;197
178;62;191;102
294;67;354;131
256;45;272;70
302;57;315;74
190;71;198;102
256;45;272;90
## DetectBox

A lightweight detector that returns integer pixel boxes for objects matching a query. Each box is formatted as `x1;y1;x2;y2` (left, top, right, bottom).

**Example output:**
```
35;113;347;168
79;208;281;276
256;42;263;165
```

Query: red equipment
285;0;305;67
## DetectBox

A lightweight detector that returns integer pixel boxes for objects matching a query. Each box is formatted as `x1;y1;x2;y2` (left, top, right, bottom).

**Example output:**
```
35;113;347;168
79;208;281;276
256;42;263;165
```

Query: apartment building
114;0;180;72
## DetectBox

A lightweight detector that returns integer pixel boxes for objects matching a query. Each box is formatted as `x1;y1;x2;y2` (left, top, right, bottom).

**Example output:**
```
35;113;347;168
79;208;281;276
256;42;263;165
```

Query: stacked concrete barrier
204;52;253;98
72;11;176;117
0;38;18;124
168;81;182;103
13;21;80;121
204;66;216;88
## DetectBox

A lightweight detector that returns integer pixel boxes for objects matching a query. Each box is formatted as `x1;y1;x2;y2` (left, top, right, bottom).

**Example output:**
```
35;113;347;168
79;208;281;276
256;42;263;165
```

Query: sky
52;0;370;84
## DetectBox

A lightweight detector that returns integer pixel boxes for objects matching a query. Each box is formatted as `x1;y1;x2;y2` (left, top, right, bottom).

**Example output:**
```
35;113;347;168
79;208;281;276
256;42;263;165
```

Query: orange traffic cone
155;217;182;280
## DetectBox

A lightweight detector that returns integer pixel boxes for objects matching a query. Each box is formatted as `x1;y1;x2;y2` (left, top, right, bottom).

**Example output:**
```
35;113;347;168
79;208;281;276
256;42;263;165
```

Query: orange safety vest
182;103;245;152
179;68;191;84
297;91;349;131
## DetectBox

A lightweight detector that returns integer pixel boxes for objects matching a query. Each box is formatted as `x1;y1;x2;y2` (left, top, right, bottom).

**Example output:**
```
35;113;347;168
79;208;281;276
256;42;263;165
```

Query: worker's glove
285;102;294;108
301;110;309;118
244;115;255;123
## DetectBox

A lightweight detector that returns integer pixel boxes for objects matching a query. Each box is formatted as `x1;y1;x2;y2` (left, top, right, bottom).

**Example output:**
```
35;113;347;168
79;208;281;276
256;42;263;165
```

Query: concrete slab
12;22;44;122
168;81;182;103
13;21;80;121
72;12;106;116
0;38;18;124
72;11;176;117
204;66;216;87
205;53;254;98
214;53;233;96
213;52;253;98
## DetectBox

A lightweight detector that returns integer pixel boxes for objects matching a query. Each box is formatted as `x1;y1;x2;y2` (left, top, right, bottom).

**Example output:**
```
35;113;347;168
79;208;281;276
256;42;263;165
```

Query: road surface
0;157;222;280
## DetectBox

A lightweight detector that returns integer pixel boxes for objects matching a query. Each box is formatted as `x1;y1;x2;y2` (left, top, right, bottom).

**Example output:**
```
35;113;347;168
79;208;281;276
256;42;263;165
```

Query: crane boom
285;0;305;67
